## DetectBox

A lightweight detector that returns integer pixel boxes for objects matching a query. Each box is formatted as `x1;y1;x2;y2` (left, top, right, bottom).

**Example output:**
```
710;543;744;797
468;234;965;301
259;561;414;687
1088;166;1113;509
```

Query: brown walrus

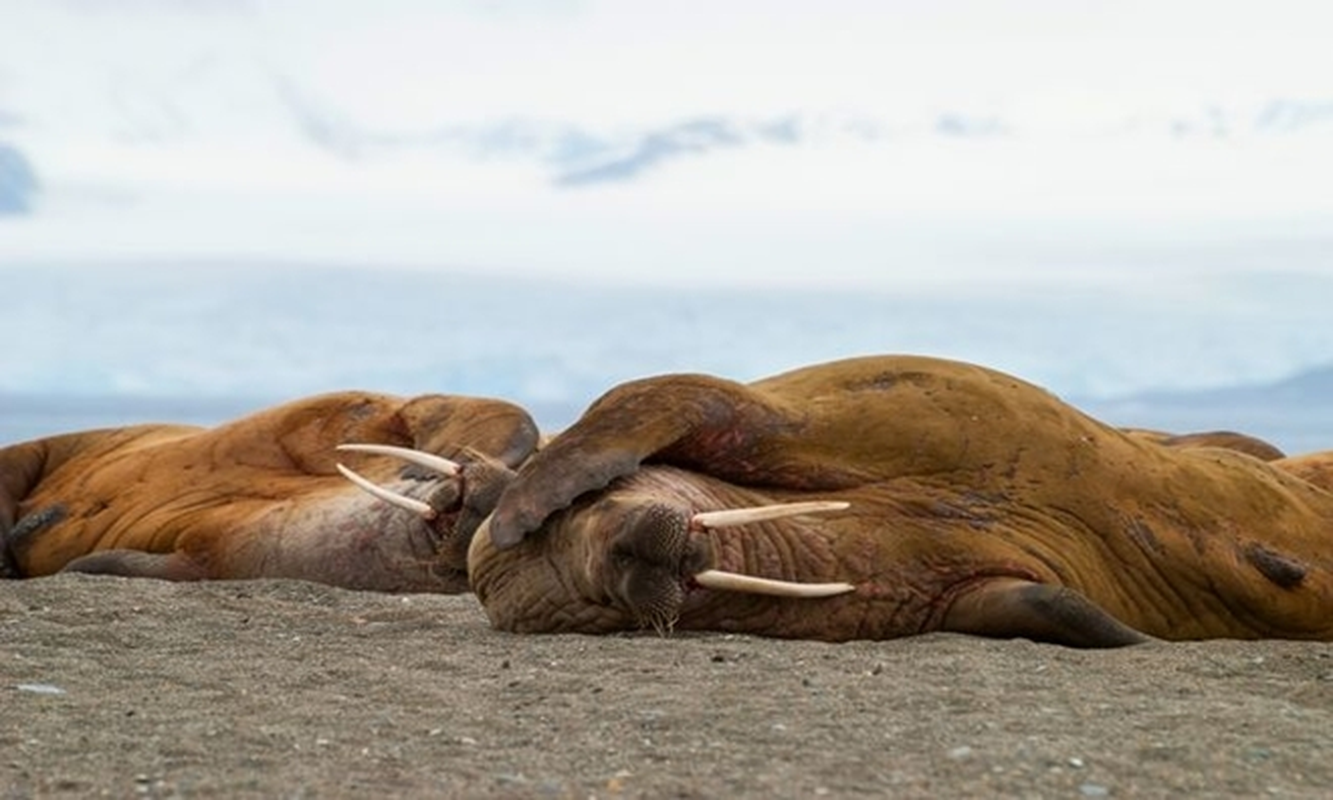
2;391;539;592
469;355;1333;646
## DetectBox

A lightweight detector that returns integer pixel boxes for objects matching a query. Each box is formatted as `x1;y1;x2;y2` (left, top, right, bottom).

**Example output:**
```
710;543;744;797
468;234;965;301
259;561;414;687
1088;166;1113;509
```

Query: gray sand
3;574;1332;798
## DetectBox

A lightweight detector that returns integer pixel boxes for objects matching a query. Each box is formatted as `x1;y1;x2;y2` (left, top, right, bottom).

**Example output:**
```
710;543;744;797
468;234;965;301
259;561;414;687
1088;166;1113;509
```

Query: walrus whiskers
692;570;856;598
689;500;849;529
335;464;437;519
685;501;855;597
335;443;461;477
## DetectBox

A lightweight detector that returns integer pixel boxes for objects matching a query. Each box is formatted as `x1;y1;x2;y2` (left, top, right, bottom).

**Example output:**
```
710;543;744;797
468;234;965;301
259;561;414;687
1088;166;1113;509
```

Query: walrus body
470;355;1333;646
3;392;539;592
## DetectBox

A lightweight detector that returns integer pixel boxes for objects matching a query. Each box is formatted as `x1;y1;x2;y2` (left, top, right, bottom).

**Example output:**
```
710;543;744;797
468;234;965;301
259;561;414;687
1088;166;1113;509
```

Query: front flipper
62;550;208;582
942;579;1150;648
487;374;792;548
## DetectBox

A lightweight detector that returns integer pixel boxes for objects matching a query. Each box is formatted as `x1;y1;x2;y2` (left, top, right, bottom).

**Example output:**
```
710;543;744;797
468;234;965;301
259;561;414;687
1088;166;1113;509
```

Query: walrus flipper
1;438;54;560
0;535;18;579
488;374;797;548
62;550;208;581
3;435;98;579
942;579;1150;648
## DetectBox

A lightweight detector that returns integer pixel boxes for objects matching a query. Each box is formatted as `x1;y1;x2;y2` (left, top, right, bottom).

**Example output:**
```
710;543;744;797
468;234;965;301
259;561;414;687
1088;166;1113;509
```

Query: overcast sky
2;0;1331;285
257;0;1332;123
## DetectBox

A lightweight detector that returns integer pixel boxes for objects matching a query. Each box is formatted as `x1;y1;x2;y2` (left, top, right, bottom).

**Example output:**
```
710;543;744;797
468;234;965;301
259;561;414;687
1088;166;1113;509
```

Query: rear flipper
62;550;208;582
943;579;1151;648
0;540;17;579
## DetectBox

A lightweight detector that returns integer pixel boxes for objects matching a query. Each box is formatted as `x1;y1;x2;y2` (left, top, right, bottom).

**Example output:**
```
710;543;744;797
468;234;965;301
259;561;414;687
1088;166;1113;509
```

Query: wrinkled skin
2;392;539;592
469;355;1333;647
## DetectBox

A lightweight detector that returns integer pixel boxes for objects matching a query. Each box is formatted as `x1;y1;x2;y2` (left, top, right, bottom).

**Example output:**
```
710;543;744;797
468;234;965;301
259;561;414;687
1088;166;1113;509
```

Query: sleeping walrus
468;355;1333;647
2;392;539;592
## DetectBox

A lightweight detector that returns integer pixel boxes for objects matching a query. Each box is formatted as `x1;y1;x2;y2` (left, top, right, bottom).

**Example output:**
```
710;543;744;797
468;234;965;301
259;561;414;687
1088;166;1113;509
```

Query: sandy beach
3;574;1331;798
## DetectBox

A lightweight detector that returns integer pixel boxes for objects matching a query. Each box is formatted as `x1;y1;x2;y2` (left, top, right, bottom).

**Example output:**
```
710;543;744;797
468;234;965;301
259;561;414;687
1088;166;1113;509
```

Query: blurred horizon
2;1;1330;448
4;262;1332;455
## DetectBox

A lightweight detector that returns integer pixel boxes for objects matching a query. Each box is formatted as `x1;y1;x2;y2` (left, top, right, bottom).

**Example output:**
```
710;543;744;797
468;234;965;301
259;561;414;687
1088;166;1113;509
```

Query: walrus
2;391;539;592
468;355;1333;647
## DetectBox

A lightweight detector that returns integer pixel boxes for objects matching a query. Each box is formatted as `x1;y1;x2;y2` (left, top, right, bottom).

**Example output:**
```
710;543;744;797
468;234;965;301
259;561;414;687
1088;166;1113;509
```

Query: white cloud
1;0;1332;287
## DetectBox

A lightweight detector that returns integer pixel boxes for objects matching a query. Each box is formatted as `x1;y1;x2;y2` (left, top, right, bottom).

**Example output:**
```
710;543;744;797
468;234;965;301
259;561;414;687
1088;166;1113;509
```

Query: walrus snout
335;442;518;575
438;456;518;572
582;496;860;632
598;501;710;634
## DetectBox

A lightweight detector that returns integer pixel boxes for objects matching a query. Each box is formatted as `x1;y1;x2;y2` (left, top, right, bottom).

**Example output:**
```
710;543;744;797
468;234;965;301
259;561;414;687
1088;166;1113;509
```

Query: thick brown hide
2;392;538;592
470;355;1333;646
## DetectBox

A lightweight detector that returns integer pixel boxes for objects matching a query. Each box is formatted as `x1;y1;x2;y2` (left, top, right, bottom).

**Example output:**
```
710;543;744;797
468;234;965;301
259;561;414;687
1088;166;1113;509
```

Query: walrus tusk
335;463;437;520
693;569;856;598
691;500;850;529
335;443;461;477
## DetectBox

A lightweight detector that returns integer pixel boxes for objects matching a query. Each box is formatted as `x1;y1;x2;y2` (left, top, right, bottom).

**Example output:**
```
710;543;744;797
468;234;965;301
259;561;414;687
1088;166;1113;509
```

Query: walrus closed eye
2;391;539;593
468;355;1333;647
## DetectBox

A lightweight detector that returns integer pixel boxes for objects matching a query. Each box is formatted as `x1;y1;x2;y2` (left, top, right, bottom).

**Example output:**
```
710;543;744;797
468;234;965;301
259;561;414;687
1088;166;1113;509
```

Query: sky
265;0;1329;123
3;1;1333;449
1;0;1332;286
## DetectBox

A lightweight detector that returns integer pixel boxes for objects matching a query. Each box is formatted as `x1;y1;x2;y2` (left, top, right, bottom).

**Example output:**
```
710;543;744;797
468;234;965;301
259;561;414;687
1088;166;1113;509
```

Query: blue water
4;263;1332;454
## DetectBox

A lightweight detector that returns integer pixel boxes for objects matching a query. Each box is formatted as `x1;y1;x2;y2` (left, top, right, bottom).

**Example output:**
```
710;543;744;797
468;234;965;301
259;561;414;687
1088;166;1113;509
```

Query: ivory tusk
691;500;850;529
336;463;437;519
693;569;855;598
336;443;461;477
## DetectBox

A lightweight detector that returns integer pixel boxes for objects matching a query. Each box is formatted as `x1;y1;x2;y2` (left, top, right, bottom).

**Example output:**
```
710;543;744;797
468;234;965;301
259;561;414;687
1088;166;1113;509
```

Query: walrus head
334;442;517;587
468;465;856;636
